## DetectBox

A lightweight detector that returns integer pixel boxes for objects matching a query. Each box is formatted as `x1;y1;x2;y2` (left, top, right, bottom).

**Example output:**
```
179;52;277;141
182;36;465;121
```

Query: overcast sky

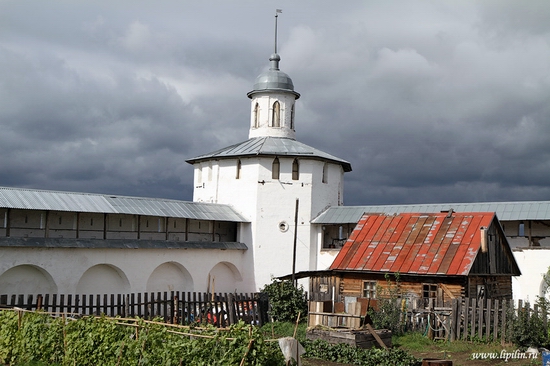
1;0;550;206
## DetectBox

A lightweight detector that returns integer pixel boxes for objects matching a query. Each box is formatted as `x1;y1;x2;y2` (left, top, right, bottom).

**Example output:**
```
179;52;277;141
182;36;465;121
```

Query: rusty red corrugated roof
329;212;495;276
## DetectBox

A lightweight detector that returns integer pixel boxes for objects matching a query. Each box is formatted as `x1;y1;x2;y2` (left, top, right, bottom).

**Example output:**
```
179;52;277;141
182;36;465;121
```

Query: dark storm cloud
1;0;550;206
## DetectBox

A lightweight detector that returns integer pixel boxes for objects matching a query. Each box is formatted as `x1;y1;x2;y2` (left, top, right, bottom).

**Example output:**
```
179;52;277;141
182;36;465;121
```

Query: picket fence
402;297;548;343
0;291;269;327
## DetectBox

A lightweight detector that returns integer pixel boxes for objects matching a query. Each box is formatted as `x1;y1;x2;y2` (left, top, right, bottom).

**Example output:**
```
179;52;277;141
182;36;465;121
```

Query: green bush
368;273;405;335
0;310;284;366
260;278;308;323
508;297;550;349
303;339;421;366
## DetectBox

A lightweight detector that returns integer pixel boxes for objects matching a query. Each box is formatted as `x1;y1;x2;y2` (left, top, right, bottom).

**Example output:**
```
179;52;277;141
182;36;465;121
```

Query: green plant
368;273;405;335
260;278;308;323
303;339;420;366
508;298;550;349
0;310;285;366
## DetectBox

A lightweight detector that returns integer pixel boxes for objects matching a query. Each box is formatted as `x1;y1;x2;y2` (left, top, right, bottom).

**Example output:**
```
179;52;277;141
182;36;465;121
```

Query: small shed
309;211;520;309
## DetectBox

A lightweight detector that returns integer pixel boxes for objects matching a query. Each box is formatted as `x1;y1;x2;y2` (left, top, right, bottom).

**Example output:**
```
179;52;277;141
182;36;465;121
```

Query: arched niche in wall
0;265;57;295
207;262;243;293
540;277;549;298
76;264;130;294
146;262;194;293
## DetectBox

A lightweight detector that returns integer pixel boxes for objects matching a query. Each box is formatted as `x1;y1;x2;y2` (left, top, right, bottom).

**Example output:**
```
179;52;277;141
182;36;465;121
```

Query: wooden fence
401;297;549;343
0;291;269;327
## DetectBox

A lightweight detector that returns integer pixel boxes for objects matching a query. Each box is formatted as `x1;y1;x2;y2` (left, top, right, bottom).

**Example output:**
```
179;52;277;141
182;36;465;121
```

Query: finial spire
274;9;282;54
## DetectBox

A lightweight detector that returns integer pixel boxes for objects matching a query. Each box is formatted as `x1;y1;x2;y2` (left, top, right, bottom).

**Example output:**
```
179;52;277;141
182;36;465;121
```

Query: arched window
254;103;260;128
322;163;328;183
272;158;280;180
292;159;299;180
290;104;295;130
272;101;280;127
236;159;241;179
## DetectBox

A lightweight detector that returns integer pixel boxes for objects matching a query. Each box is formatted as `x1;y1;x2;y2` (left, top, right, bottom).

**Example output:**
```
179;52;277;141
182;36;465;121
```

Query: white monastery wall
512;248;550;301
0;247;248;295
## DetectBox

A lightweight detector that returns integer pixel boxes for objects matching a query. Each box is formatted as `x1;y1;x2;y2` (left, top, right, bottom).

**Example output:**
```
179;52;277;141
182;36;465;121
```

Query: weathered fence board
0;291;269;327
399;297;548;343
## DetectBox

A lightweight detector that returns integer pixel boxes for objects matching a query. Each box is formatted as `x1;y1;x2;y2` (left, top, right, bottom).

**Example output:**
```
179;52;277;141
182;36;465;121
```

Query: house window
236;159;241;179
363;281;376;299
422;284;438;304
476;284;485;299
292;159;299;180
519;222;525;236
272;101;280;127
254;103;260;128
272;158;280;180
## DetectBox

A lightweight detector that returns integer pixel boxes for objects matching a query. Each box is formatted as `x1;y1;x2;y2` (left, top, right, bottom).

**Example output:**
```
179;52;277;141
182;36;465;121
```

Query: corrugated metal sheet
312;201;550;223
186;136;352;172
0;187;248;222
330;212;495;276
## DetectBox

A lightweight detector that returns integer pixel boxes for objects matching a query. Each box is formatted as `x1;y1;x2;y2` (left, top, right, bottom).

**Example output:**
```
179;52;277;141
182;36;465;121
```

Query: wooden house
307;212;521;309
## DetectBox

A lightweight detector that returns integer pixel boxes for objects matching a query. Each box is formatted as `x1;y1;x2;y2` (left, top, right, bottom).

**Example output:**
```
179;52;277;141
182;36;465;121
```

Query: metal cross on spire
274;9;282;54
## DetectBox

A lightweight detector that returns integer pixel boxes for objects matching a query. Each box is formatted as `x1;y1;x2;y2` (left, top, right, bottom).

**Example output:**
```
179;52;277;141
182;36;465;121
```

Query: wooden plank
59;294;65;313
477;298;484;340
82;294;87;315
365;323;388;349
470;298;476;340
450;298;457;341
500;300;507;346
455;298;462;340
96;294;101;316
462;297;469;341
485;299;491;341
492;300;499;342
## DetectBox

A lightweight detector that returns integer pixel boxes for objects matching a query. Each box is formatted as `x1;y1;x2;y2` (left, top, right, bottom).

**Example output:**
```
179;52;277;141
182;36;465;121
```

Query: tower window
272;101;280;127
290;104;295;130
292;159;299;180
236;159;241;179
322;163;328;183
254;103;260;128
272;158;280;180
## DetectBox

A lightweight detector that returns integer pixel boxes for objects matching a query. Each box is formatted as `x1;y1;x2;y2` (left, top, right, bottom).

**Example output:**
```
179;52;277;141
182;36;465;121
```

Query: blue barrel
543;351;550;366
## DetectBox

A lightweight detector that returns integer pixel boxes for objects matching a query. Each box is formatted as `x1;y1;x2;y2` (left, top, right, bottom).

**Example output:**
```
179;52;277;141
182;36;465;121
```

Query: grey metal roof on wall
312;201;550;224
186;137;352;172
0;237;247;250
0;187;248;222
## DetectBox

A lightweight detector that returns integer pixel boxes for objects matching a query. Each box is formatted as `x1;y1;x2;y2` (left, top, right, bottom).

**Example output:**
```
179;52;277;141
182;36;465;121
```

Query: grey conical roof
186;137;352;172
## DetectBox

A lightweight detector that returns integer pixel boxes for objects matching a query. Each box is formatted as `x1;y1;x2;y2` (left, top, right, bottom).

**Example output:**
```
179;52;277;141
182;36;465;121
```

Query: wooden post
485;299;491;341
492;299;499;342
470;298;476;340
462;297;469;341
500;300;507;346
427;299;434;340
227;293;236;326
450;298;458;341
477;297;483;340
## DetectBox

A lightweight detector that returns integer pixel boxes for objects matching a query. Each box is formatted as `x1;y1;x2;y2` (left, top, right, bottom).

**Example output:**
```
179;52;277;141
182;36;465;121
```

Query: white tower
186;16;352;290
